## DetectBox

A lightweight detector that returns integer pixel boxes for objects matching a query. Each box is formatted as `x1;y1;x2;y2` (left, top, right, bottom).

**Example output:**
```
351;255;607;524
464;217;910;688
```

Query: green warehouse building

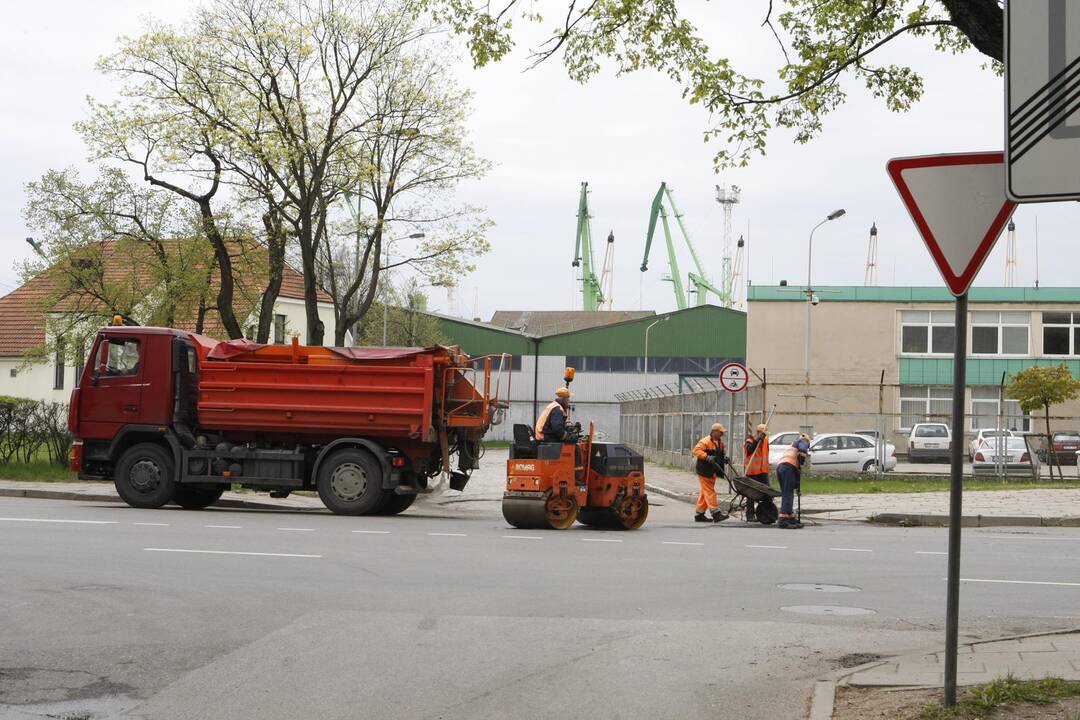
434;305;747;441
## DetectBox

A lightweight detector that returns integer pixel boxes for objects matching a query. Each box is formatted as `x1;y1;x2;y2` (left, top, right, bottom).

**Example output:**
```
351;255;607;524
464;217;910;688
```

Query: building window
1042;312;1080;356
74;341;85;389
900;311;955;355
899;385;953;430
8;369;16;378
274;314;287;344
54;337;65;390
970;386;1030;432
970;311;1029;356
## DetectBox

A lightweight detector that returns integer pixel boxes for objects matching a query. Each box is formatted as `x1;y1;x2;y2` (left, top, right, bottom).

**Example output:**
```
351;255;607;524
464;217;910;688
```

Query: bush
0;396;72;467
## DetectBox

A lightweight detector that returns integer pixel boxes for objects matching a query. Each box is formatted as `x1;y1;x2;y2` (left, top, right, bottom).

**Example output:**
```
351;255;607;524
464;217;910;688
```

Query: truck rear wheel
317;449;386;515
173;484;226;510
114;443;176;509
377;493;417;515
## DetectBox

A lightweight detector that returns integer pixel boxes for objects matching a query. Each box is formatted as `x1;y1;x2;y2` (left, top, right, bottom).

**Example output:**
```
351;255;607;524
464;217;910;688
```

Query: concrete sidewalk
643;461;1080;527
811;630;1080;718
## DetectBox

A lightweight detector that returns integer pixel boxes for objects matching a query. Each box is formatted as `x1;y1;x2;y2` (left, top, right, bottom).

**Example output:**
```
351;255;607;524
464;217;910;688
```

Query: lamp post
381;232;426;345
643;316;670;389
803;208;846;431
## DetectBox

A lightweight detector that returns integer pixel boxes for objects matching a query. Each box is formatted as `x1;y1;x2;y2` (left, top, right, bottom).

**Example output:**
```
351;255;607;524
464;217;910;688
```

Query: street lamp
382;232;426;345
643;316;670;389
803;208;846;431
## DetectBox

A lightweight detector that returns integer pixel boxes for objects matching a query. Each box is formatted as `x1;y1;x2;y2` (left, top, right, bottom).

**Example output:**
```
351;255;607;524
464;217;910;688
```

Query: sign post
887;153;1016;706
720;362;749;459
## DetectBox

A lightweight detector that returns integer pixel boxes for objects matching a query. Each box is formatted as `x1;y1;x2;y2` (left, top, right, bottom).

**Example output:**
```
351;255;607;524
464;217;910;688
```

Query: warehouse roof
489;310;654;336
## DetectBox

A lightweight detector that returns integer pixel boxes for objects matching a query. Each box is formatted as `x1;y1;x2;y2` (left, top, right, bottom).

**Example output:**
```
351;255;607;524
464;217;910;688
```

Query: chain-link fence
617;375;1080;480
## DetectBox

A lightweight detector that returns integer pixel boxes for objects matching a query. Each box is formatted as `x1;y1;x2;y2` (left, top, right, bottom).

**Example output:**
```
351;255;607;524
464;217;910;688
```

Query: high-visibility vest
745;436;770;475
693;435;724;478
535;401;563;440
777;446;803;469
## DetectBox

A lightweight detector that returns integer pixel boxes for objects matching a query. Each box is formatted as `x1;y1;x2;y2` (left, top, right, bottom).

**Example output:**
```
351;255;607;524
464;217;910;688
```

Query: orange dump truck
68;325;507;514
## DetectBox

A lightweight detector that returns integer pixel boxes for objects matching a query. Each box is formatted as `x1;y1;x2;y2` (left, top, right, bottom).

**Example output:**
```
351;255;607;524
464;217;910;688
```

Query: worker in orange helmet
535;387;573;442
743;423;773;523
775;436;810;529
692;423;730;523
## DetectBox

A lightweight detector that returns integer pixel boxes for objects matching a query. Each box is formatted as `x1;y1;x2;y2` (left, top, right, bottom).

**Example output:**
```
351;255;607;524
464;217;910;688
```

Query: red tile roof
0;240;332;356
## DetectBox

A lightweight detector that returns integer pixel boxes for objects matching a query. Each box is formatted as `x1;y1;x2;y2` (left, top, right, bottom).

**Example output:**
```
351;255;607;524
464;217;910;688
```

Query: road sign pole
944;291;968;707
729;390;736;459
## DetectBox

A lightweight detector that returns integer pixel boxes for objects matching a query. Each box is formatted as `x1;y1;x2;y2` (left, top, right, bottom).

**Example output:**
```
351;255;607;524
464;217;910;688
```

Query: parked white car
768;431;807;466
968;429;1015;462
808;433;897;473
908;422;952;463
971;435;1039;475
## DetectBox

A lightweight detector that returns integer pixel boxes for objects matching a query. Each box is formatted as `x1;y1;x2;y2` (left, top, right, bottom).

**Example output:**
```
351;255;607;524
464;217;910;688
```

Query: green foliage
425;0;1000;167
355;285;447;347
917;675;1080;719
0;397;72;467
1007;365;1080;414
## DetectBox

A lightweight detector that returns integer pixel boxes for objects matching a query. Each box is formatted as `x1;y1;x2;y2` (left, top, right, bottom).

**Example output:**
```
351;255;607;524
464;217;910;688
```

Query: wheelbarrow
720;461;780;525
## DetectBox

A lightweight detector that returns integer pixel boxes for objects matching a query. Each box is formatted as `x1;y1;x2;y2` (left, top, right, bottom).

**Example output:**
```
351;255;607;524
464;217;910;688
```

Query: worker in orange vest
691;423;729;523
743;423;772;523
535;387;572;441
775;436;810;529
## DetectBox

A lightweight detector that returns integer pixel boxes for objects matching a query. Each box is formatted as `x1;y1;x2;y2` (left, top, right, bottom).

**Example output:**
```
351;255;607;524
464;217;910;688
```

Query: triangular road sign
887;152;1017;296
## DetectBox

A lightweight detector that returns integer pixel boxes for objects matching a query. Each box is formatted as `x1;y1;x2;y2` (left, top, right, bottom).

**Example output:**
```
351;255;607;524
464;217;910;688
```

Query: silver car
970;435;1039;475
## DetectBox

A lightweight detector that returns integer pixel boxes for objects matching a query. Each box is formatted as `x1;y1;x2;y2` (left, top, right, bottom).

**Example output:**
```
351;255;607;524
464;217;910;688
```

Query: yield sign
886;153;1017;296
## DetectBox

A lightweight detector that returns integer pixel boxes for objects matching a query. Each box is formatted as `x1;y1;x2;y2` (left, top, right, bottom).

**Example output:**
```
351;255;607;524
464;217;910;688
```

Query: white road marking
503;535;543;540
582;538;622;543
145;548;321;558
983;534;1080;542
958;577;1080;588
133;522;170;527
664;541;704;546
829;547;872;553
352;530;390;534
204;525;242;529
746;544;787;549
0;517;117;525
277;527;315;532
916;551;947;555
428;532;467;537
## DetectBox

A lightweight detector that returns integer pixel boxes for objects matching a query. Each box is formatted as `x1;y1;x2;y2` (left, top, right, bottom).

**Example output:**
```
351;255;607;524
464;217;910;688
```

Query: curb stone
870;512;1080;528
0;487;321;512
807;626;1080;719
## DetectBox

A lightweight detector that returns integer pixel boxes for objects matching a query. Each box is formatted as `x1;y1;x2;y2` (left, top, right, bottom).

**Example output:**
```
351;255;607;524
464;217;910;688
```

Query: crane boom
573;181;604;311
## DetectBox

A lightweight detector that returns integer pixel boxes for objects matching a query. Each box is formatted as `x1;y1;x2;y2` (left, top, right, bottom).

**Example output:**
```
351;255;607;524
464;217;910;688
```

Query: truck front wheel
317;449;387;515
114;443;176;509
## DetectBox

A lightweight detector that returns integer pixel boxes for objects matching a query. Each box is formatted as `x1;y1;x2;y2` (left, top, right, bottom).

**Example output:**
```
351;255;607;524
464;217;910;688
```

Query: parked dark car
1038;431;1080;465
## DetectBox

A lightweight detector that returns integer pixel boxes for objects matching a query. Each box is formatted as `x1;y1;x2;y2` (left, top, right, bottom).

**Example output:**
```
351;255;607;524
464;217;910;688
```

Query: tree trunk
1044;400;1061;481
198;201;244;340
255;210;287;344
298;216;321;345
940;0;1004;62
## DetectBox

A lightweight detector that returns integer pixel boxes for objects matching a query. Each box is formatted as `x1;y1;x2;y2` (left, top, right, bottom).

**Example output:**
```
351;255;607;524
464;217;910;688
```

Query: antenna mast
715;185;741;308
1004;220;1018;287
864;222;879;286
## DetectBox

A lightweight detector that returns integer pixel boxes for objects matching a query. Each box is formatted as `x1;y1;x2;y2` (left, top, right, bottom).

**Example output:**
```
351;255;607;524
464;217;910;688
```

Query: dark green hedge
0;396;72;467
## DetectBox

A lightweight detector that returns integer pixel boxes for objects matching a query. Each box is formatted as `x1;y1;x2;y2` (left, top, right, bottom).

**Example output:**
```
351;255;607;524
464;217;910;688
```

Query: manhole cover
778;583;861;593
780;605;877;616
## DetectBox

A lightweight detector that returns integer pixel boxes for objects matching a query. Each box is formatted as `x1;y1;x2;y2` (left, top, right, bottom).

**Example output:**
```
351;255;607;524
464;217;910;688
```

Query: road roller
502;420;649;530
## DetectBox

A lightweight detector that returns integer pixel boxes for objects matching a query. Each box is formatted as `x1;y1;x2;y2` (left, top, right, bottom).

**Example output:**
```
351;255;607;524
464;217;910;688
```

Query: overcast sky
3;2;1075;321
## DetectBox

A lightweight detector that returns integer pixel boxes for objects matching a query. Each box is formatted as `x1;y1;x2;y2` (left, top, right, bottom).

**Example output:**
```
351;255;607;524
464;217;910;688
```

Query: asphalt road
1;493;1079;720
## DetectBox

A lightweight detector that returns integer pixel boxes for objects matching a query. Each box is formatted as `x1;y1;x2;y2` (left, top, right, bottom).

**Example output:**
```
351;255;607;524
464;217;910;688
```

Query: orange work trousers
695;475;719;512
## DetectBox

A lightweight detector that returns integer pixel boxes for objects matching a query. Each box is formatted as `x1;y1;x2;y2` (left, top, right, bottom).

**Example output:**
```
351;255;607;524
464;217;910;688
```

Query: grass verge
918;676;1080;719
804;476;1080;495
0;461;77;482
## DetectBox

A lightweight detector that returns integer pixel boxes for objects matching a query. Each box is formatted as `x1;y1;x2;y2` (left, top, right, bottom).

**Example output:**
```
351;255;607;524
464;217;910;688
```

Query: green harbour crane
640;182;725;310
573;182;614;311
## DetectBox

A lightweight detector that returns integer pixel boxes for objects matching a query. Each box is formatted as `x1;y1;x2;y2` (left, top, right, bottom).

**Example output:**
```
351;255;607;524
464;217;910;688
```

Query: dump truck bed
194;339;460;440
